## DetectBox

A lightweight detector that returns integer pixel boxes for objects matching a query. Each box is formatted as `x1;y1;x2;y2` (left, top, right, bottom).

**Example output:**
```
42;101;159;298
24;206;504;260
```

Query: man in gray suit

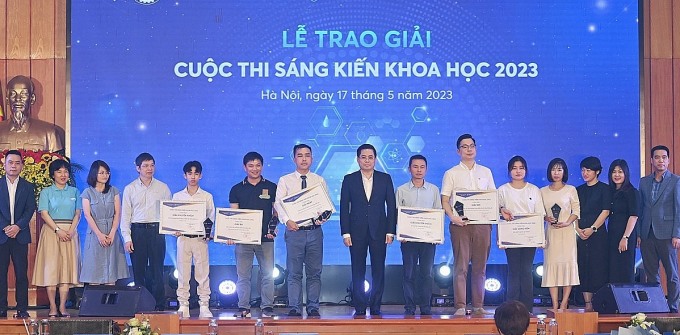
639;145;680;312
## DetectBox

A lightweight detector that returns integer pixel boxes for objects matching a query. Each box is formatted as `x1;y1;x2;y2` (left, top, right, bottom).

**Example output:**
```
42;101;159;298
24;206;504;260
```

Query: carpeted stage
0;305;648;335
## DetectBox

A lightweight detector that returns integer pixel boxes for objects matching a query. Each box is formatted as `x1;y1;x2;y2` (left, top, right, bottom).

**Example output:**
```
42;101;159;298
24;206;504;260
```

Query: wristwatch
623;235;629;239
591;226;598;233
54;227;61;233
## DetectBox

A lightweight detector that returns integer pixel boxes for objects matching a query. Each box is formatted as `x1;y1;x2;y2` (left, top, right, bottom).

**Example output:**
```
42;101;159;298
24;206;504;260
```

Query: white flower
128;318;141;327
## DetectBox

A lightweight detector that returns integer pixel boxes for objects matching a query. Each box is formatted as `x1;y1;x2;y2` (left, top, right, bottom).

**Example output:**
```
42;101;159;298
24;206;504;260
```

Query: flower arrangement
618;313;662;335
0;149;68;202
122;317;160;335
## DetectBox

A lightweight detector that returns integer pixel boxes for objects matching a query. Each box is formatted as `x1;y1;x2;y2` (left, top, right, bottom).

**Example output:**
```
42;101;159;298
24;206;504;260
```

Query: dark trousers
0;239;28;311
641;236;680;311
130;223;166;309
401;242;435;313
350;234;386;314
505;247;536;312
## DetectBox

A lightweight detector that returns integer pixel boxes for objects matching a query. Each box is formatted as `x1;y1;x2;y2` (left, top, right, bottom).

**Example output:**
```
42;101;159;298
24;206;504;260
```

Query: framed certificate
396;207;445;244
497;214;545;248
279;183;335;226
453;190;499;224
160;200;207;235
214;208;263;245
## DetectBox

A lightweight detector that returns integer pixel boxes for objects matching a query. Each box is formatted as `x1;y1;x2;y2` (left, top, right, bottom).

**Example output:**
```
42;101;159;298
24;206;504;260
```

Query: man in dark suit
340;143;397;316
639;144;680;312
0;150;36;318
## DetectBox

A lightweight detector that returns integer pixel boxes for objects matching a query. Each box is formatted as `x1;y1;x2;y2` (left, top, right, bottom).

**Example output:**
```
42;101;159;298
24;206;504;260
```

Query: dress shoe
353;310;366;317
404;309;415;316
15;310;29;319
370;310;381;316
288;309;302;317
307;309;320;317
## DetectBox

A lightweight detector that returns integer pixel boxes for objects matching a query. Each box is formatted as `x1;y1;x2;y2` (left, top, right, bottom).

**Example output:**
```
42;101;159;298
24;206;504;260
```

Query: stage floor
0;305;643;335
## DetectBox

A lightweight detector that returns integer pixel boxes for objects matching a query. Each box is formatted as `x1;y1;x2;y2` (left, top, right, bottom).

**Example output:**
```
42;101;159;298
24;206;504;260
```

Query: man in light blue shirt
396;154;442;315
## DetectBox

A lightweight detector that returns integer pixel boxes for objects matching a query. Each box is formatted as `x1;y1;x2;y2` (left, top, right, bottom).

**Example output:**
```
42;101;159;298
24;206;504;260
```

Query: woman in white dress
540;158;580;310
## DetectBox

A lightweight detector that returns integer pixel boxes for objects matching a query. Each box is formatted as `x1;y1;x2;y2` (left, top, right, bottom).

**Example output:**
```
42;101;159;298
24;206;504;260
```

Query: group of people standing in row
0;133;677;320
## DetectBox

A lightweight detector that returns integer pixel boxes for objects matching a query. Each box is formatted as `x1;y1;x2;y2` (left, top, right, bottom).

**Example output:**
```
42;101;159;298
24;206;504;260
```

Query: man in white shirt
121;152;172;311
172;161;215;318
441;134;496;316
274;144;330;317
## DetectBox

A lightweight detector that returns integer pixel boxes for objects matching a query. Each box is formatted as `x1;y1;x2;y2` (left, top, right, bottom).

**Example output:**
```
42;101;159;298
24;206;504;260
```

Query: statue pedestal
7;212;49;307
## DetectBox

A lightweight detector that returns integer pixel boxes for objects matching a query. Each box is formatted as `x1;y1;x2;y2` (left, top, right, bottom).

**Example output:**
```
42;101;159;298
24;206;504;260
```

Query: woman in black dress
576;156;611;311
607;159;639;283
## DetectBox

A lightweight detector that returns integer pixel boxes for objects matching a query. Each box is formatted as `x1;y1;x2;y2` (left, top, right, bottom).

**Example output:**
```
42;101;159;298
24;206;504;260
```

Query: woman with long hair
607;159;639;283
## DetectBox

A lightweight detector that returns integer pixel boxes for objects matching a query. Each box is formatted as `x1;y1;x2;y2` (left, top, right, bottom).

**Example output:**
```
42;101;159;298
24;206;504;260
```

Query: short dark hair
293;143;312;156
651;145;670;158
49;159;71;180
608;159;633;192
135;152;155;167
409;154;427;167
507;155;527;176
243;152;263;165
494;300;530;335
356;143;377;157
547;158;569;183
456;133;475;148
580;156;603;176
183;161;202;174
87;160;112;193
5;150;22;160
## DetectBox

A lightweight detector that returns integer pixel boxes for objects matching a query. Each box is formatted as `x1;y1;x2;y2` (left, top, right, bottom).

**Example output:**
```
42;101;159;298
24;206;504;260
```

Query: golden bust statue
0;76;65;152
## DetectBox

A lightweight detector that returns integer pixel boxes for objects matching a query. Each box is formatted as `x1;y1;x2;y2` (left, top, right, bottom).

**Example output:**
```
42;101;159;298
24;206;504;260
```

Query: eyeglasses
98;171;111;175
459;144;476;150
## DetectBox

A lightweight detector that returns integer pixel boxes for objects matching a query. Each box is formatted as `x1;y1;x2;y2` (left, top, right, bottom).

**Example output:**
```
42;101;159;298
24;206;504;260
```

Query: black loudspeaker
79;285;156;317
48;319;116;335
593;283;670;314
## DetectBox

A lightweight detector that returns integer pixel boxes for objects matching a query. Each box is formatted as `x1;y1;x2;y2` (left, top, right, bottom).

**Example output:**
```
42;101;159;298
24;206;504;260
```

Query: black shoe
420;310;432;315
404;309;415;316
370;310;381;316
288;309;302;317
353;310;366;317
15;310;29;319
0;310;6;317
307;309;320;317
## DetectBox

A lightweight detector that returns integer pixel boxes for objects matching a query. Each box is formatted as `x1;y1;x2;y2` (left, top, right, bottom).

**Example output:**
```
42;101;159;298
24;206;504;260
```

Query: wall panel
30;0;55;59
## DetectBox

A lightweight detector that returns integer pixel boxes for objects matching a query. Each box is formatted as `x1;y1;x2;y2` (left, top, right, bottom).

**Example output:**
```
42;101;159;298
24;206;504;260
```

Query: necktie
301;175;307;189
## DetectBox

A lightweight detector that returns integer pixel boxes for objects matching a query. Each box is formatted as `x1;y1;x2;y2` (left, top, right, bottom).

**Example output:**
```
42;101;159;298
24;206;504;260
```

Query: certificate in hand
279;183;335;226
453;190;499;224
497;214;545;248
160;200;207;235
214;208;263;245
397;207;445;244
